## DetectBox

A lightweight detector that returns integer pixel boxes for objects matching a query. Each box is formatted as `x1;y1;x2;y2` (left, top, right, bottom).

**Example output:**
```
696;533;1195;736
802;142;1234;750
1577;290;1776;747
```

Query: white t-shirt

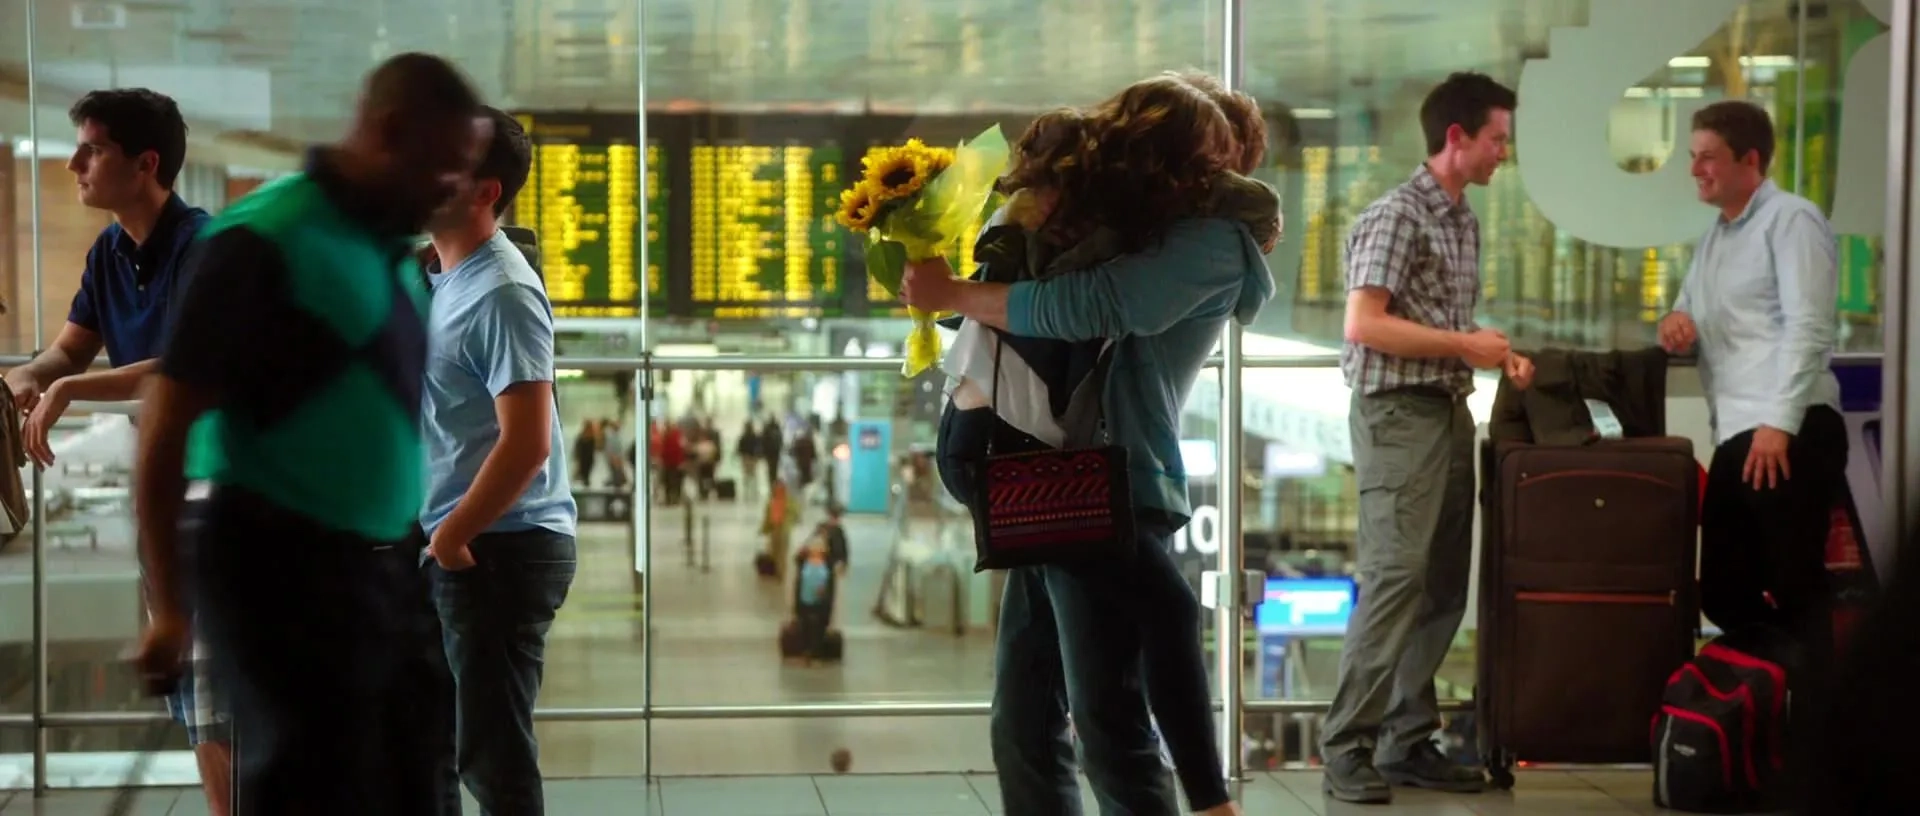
941;319;1065;448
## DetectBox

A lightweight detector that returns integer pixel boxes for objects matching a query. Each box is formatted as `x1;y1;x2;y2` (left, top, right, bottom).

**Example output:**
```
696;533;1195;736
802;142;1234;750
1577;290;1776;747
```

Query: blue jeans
990;524;1229;816
428;528;577;816
941;407;1226;814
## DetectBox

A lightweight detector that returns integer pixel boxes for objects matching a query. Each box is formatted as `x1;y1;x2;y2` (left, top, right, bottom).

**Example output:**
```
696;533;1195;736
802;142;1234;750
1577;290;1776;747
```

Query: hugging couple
900;72;1278;816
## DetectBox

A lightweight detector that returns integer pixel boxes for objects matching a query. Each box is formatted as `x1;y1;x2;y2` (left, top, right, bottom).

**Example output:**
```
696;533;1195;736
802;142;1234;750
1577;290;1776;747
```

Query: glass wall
0;0;27;744
0;0;1898;789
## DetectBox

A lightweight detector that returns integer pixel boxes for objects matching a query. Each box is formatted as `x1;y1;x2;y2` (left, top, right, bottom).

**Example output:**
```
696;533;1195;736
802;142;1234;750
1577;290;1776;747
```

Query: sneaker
1322;748;1392;804
1379;741;1487;793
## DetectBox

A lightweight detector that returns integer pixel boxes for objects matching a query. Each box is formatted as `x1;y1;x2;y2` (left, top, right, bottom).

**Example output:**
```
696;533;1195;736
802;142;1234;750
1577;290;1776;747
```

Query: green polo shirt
162;149;429;542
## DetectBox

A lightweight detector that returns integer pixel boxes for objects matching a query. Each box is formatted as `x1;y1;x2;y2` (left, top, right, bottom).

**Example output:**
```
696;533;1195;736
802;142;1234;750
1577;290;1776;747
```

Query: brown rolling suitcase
1476;437;1701;788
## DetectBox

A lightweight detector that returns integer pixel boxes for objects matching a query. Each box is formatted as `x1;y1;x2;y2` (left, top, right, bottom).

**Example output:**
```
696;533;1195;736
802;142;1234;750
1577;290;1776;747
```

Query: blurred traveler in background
760;416;785;487
602;417;629;489
658;419;686;504
694;418;721;499
573;418;600;487
785;509;849;663
736;416;762;499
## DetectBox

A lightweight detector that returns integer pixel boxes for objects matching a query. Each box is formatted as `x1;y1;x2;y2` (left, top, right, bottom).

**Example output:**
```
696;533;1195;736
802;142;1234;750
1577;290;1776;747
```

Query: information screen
689;142;846;318
514;114;667;317
1254;577;1357;636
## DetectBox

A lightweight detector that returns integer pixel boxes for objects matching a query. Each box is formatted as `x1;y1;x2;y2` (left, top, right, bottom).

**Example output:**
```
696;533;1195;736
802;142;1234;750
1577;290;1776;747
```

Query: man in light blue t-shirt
419;106;577;815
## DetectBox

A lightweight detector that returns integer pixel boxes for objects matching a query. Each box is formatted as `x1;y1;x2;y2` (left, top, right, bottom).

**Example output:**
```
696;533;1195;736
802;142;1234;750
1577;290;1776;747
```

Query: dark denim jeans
428;528;577;816
192;487;447;816
940;406;1227;814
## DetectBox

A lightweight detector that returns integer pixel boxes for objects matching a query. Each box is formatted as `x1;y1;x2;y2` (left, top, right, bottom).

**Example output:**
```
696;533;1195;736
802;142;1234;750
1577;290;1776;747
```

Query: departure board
689;142;846;317
513;114;668;317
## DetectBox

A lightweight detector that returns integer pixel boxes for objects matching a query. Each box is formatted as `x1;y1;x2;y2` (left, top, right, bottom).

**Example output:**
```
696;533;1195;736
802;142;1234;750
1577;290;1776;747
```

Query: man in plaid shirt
1321;72;1534;805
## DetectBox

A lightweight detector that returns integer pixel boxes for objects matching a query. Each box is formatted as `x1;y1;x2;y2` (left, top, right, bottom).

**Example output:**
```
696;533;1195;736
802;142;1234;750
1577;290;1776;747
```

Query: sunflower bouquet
836;125;1009;376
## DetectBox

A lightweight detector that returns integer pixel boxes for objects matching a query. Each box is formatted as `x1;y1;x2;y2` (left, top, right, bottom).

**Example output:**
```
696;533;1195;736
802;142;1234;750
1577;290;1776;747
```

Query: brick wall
0;145;13;355
4;159;110;355
0;160;267;360
225;176;264;203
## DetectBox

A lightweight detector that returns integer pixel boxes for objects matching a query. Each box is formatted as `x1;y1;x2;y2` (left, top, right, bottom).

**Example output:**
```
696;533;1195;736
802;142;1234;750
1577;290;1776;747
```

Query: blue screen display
1254;577;1357;636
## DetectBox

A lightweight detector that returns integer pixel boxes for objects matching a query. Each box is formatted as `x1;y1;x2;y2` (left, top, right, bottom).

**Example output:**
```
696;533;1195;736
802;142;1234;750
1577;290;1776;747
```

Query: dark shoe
1379;742;1486;793
1322;748;1392;804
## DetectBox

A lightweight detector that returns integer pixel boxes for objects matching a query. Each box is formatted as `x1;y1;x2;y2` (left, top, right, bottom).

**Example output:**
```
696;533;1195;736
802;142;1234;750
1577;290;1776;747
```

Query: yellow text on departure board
690;143;843;316
536;143;590;303
645;142;665;304
607;143;638;304
528;138;667;319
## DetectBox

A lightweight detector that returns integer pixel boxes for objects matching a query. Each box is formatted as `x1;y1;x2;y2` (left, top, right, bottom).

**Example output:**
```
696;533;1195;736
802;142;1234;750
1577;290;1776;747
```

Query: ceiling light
1622;86;1706;99
1666;55;1797;70
1292;108;1335;120
70;1;127;30
12;139;78;158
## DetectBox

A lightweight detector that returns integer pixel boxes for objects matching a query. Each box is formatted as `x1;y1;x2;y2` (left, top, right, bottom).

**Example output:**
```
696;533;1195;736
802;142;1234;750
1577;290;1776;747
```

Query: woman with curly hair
940;78;1279;454
914;74;1276;816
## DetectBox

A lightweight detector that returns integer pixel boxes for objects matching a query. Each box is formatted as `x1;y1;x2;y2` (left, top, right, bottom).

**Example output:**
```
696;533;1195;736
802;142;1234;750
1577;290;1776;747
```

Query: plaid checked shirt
1339;165;1482;396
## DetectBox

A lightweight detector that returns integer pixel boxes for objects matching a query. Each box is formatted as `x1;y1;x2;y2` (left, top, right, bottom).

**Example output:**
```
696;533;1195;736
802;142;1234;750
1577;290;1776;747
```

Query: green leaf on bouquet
866;236;908;296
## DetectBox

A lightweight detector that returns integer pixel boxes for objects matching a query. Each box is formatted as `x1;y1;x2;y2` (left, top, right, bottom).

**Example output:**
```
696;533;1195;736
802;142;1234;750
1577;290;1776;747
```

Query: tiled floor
0;770;1718;815
8;485;1456;780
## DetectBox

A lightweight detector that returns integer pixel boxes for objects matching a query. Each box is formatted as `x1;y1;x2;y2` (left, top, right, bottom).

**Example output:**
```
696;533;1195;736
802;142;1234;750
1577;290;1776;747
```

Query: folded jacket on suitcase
1477;437;1701;779
1488;347;1672;446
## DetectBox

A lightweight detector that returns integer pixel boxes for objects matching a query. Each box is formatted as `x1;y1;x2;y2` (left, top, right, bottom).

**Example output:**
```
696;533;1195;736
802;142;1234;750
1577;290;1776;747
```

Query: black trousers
193;487;451;816
1698;405;1847;806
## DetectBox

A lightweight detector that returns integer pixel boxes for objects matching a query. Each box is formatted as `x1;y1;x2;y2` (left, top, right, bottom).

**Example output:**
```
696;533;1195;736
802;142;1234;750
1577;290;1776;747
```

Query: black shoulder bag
968;336;1136;571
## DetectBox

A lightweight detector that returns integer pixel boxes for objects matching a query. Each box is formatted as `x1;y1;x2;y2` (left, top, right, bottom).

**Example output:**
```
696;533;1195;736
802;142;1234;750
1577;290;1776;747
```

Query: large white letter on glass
1516;0;1746;248
1832;0;1893;236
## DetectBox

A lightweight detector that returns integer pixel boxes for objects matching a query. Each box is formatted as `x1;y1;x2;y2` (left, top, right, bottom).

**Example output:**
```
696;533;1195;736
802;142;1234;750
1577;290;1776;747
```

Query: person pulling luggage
784;539;841;663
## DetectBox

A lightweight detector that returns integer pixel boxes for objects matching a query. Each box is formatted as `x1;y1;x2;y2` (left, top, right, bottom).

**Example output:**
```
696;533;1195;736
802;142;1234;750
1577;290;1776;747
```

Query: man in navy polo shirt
11;89;210;460
1;88;229;814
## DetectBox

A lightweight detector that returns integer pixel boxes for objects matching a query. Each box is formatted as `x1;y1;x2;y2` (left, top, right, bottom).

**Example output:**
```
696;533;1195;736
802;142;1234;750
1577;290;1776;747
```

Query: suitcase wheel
1485;748;1515;790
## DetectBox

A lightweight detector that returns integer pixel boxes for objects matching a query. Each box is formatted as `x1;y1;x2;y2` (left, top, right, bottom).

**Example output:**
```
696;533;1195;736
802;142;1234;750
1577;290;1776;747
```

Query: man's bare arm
50;359;156;401
433;382;555;551
7;323;105;396
21;359;161;466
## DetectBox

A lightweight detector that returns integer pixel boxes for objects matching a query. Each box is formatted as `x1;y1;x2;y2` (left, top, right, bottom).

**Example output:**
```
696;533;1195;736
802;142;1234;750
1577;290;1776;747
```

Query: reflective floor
536;490;1473;776
0;769;1725;815
10;481;1475;784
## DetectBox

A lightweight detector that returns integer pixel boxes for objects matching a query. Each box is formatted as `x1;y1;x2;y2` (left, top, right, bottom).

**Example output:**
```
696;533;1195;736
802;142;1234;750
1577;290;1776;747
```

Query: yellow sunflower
835;180;882;231
864;139;958;201
918;145;956;174
864;148;920;196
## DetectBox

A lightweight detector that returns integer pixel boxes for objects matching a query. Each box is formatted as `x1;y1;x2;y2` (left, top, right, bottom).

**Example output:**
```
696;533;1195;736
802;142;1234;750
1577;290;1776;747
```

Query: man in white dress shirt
1658;99;1843;804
